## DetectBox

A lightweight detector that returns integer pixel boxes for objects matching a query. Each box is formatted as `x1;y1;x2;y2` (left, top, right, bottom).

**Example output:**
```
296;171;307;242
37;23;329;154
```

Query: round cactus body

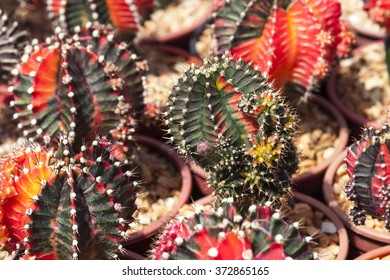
10;25;147;146
0;135;139;259
0;9;28;84
151;199;315;260
165;55;298;205
345;117;390;230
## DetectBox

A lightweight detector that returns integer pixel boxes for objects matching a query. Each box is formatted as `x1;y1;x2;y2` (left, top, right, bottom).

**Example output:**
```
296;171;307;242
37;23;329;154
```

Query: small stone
381;255;390;260
321;221;337;234
322;147;335;160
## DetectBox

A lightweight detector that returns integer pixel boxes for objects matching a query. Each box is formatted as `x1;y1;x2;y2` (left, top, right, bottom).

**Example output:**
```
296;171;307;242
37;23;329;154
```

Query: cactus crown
344;115;390;230
151;198;316;260
0;134;139;259
45;0;155;34
212;0;352;95
165;54;298;206
10;24;147;147
0;9;29;83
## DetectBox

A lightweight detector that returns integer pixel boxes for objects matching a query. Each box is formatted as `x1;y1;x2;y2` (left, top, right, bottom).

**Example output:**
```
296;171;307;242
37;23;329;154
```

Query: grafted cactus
165;55;298;206
0;134;139;259
0;9;29;84
10;24;147;146
344;115;390;230
364;0;390;76
213;0;353;95
45;0;155;34
151;198;316;260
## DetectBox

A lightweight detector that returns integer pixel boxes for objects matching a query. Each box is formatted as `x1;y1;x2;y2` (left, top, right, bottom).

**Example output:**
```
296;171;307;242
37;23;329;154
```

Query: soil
295;102;339;174
332;161;387;233
335;43;390;123
131;145;182;232
139;0;212;38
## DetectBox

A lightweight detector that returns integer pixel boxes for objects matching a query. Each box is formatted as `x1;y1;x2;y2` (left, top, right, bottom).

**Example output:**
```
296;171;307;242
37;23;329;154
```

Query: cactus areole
345;117;390;230
11;24;147;146
165;55;298;205
213;0;352;94
0;135;139;259
151;198;316;260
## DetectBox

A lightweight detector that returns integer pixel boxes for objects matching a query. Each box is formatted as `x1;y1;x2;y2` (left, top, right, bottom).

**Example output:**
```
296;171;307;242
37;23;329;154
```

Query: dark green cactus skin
151;199;315;260
11;25;147;146
165;55;298;206
24;135;139;259
0;9;28;83
344;120;390;230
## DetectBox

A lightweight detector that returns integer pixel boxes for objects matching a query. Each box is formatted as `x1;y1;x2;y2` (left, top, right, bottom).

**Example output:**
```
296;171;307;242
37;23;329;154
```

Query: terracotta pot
137;45;202;140
292;191;349;260
326;41;384;137
291;95;350;198
121;135;192;250
355;245;390;260
136;2;213;49
323;149;390;253
191;95;350;199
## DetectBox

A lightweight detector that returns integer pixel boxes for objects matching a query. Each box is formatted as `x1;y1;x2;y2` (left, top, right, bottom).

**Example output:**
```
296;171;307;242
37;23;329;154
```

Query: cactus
151;198;316;260
45;0;155;35
364;0;390;77
0;9;29;84
10;24;147;147
0;134;139;259
344;115;390;230
212;0;353;95
165;54;298;206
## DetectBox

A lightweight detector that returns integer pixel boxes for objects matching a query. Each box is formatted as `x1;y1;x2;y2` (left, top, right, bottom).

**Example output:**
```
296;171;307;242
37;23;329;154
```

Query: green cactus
0;9;28;84
10;24;147;147
165;54;298;206
151;198;316;260
344;115;390;230
0;134;139;259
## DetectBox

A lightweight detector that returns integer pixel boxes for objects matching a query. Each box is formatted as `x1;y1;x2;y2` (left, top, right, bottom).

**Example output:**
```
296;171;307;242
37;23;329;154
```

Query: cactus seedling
151;198;316;260
344;115;390;230
45;0;155;35
213;0;354;95
0;9;28;84
10;24;147;147
0;134;139;259
165;54;298;206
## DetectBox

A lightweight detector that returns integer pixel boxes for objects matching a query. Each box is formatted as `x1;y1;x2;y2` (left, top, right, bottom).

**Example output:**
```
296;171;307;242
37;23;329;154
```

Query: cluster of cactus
0;9;29;84
212;0;354;96
151;198;316;260
44;0;155;35
165;54;298;206
0;134;139;259
344;116;390;230
10;24;147;147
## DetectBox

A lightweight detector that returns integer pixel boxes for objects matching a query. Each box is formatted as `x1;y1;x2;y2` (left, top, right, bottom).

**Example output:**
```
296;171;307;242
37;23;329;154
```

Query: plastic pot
323;149;390;253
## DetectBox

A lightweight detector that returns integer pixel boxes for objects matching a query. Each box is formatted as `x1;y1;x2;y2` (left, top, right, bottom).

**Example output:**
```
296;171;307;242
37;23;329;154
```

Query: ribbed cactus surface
0;135;139;259
345;117;390;230
11;25;147;146
151;199;315;260
165;55;298;205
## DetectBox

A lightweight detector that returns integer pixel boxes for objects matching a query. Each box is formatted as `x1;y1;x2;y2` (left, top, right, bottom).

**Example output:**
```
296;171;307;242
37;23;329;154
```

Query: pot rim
326;41;385;128
322;148;390;243
354;245;390;260
121;134;193;246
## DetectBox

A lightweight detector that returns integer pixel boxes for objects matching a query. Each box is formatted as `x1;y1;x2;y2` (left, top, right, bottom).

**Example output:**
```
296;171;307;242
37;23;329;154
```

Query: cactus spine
165;55;298;206
10;24;147;146
344;116;390;230
151;198;316;260
0;134;139;259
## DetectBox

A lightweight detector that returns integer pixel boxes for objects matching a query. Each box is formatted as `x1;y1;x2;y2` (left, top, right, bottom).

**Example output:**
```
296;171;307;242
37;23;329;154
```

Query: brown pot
322;149;390;253
121;135;192;251
136;2;213;48
355;245;390;260
191;95;350;199
326;41;385;137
